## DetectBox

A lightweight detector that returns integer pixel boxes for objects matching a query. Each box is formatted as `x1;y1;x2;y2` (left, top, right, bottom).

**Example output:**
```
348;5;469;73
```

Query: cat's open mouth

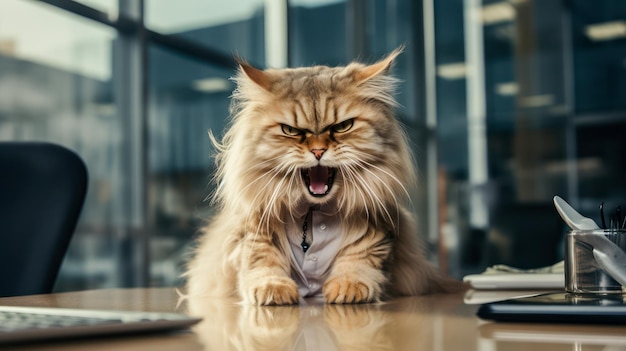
302;166;336;197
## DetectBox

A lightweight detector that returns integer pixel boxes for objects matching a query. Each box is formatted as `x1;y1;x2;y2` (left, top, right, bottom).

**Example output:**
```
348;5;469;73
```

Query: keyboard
0;305;201;344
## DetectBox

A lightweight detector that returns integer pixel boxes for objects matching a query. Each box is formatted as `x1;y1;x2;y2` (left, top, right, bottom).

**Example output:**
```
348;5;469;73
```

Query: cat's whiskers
339;165;371;221
347;157;402;229
250;165;296;235
224;155;294;212
267;165;297;220
334;144;412;208
341;162;394;227
358;159;412;204
332;149;367;212
245;164;296;266
284;166;303;224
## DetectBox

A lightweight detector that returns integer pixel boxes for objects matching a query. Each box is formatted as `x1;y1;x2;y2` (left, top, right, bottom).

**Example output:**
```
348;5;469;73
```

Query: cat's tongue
308;165;330;195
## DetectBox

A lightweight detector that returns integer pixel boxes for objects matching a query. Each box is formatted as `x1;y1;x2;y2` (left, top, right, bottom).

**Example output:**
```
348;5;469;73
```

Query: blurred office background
0;0;624;291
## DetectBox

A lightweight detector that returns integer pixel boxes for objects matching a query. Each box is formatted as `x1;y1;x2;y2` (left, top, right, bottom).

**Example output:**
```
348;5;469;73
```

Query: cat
184;48;464;305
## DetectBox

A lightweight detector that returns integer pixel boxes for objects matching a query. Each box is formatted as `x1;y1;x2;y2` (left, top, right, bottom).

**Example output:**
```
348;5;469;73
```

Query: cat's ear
235;57;273;91
354;46;403;84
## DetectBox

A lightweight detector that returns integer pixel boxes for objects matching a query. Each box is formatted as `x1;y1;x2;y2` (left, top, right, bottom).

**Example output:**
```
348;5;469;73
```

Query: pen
600;202;607;229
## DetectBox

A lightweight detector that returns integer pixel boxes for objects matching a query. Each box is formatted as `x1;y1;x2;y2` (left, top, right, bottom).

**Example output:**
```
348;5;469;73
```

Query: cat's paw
323;276;377;303
245;276;299;305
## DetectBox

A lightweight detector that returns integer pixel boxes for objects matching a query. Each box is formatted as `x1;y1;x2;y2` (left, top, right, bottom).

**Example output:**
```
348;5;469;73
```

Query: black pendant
301;241;310;252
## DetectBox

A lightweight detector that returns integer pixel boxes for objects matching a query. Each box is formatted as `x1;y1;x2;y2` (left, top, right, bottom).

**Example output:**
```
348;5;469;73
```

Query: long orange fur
184;48;463;305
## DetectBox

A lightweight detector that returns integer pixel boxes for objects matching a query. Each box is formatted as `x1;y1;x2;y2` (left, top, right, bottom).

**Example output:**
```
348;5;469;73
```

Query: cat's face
254;67;389;202
222;49;413;219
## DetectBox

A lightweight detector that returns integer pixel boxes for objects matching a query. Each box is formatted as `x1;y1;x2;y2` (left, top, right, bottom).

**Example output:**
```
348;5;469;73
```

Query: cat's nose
311;148;326;160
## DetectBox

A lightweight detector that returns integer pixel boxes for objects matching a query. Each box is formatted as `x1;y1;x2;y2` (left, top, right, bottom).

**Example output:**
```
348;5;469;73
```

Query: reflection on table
479;322;626;351
186;292;474;351
1;288;626;350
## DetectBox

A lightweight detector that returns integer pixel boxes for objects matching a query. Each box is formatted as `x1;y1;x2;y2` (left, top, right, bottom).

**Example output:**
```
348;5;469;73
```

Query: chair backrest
0;142;88;297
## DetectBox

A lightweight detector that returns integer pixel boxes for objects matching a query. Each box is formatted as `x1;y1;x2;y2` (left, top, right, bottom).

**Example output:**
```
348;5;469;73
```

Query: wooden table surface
1;287;626;350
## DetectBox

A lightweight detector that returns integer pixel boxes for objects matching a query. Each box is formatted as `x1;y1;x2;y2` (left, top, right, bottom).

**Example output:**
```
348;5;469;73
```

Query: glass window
73;0;118;16
0;0;125;290
572;0;626;113
434;0;626;278
1;0;285;291
145;0;266;65
0;0;114;80
577;121;626;204
6;0;624;290
147;45;234;286
288;0;347;66
366;0;419;120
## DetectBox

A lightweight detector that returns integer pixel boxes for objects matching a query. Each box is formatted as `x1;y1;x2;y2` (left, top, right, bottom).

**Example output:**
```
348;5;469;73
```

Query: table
1;288;626;350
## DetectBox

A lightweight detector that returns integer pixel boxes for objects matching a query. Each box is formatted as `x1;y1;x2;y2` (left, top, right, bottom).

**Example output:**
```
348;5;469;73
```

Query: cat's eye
281;124;304;136
331;119;354;133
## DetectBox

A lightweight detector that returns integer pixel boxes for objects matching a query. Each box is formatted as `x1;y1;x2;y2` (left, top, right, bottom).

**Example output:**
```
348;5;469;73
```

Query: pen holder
565;229;626;294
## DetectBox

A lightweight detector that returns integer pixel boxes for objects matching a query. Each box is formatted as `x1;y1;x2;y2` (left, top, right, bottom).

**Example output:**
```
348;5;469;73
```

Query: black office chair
0;142;88;297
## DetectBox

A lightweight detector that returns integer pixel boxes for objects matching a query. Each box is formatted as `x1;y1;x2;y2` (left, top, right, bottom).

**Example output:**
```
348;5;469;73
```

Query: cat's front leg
323;228;392;303
243;271;299;305
238;234;299;305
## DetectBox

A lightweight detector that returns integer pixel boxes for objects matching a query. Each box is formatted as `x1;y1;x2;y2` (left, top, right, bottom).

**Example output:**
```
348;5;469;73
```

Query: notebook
0;305;201;344
463;273;564;290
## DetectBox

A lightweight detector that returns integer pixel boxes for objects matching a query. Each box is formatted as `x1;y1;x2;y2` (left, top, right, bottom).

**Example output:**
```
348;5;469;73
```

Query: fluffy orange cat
185;48;463;305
